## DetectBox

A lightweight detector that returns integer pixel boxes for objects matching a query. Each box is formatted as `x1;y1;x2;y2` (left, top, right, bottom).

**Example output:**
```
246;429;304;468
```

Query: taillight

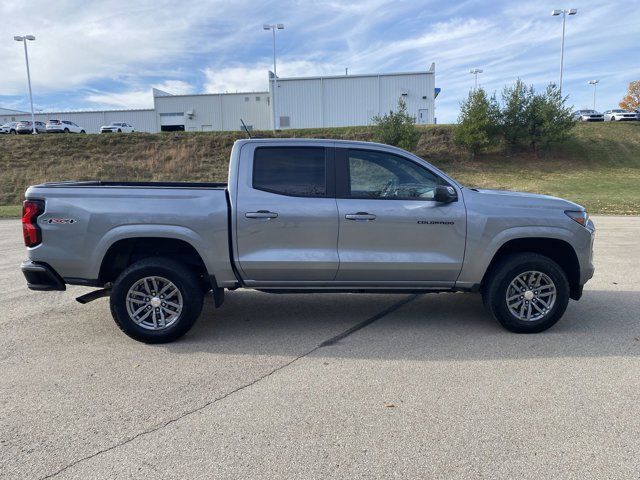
22;200;44;247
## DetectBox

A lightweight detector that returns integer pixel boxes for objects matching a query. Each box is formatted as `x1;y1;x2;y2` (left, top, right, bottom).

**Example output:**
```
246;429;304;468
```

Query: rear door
335;147;466;285
234;144;339;284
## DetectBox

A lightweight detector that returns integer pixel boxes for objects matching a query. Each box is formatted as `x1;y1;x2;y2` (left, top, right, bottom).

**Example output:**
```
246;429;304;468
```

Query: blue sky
2;0;639;123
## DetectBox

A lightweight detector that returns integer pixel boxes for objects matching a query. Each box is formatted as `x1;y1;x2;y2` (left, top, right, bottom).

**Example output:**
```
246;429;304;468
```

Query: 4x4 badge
46;218;77;224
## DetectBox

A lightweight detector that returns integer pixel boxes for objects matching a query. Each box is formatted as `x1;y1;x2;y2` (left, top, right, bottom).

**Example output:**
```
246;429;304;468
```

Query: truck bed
32;180;228;189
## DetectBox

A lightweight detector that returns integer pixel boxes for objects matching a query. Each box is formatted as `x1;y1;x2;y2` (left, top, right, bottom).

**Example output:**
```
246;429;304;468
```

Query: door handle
345;212;376;221
246;210;278;219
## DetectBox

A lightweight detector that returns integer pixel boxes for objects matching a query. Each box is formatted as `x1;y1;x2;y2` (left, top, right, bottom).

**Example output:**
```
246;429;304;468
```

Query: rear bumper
21;260;66;291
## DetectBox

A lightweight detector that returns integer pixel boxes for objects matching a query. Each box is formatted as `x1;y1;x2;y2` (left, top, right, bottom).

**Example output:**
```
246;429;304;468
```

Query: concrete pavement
1;216;638;479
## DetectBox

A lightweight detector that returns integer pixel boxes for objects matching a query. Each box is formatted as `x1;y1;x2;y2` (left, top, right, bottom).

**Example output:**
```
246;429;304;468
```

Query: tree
371;98;420;151
525;83;575;151
619;80;640;111
500;79;534;148
455;88;500;156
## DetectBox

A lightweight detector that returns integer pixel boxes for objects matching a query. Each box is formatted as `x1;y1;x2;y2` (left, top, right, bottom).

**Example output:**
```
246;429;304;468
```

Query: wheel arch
482;237;581;300
97;235;212;289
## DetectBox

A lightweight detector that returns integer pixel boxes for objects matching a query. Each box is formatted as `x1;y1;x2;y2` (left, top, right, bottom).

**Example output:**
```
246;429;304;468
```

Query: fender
456;225;577;287
90;224;219;283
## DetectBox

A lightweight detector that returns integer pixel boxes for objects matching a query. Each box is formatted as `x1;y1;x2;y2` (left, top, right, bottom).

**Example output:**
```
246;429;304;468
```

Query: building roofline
155;91;269;100
13;108;155;115
273;70;433;82
0;107;30;114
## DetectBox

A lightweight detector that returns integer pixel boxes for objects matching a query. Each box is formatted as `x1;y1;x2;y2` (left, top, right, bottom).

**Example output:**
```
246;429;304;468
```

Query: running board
76;288;111;304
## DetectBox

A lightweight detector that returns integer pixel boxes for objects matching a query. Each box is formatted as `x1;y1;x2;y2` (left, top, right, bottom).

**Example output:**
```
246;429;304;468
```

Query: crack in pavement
40;293;419;479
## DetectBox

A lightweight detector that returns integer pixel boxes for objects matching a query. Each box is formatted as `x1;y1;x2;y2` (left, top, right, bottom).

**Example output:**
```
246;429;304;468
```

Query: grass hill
1;122;638;216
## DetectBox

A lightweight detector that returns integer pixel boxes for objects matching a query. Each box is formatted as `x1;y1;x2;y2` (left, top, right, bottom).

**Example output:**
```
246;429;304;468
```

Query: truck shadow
166;289;640;361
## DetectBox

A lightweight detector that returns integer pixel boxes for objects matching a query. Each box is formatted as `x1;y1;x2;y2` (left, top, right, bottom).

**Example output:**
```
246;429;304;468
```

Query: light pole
14;35;37;134
469;68;483;90
263;23;284;130
588;79;599;110
551;8;577;95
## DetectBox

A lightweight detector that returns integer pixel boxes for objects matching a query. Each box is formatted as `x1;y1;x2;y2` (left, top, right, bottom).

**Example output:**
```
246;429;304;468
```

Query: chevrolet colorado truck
21;138;595;343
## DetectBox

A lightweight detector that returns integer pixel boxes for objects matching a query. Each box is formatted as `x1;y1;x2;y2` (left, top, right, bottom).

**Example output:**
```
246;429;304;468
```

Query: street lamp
551;8;577;95
263;23;284;130
14;35;38;134
588;79;599;111
469;68;483;90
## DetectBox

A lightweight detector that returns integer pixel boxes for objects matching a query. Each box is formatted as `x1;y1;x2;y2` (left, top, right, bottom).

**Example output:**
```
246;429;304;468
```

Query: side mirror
434;185;457;203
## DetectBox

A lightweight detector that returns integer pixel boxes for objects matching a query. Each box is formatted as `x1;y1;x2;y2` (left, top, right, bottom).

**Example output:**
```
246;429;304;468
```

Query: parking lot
1;216;639;479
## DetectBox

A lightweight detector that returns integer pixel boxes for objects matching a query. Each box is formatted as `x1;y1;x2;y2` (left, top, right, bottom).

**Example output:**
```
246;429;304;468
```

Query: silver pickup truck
21;138;595;343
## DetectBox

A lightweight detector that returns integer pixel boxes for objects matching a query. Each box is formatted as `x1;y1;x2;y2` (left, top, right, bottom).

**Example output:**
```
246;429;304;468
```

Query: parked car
603;109;637;121
100;122;135;133
21;139;595;343
572;110;604;122
45;119;86;133
1;122;19;134
16;121;47;134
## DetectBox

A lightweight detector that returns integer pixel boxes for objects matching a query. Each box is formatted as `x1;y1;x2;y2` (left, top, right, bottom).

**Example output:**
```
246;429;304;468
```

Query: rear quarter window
253;147;326;197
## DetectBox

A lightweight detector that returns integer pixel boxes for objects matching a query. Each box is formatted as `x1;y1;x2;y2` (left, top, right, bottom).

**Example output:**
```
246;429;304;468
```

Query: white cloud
203;66;269;93
154;80;195;96
202;60;334;93
84;89;153;109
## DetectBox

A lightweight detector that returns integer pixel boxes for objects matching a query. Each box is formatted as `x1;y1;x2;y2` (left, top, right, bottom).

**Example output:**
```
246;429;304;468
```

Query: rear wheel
64;128;69;133
110;257;204;343
482;253;570;333
80;130;86;133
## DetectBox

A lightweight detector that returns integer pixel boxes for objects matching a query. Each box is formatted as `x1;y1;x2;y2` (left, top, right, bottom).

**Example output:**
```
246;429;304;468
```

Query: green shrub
456;79;575;155
371;98;420;151
455;88;500;156
525;83;575;151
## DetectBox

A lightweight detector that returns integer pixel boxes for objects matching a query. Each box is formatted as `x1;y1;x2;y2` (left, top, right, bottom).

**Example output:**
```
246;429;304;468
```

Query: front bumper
21;260;66;291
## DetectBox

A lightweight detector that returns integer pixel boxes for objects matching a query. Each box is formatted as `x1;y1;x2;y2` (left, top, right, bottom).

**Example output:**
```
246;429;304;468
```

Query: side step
76;288;111;304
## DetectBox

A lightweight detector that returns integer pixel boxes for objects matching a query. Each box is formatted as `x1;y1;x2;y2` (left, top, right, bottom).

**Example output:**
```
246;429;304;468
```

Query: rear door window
253;147;326;197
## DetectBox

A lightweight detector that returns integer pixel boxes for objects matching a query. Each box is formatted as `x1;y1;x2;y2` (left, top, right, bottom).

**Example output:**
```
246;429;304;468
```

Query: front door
335;148;466;285
418;109;429;124
235;145;339;283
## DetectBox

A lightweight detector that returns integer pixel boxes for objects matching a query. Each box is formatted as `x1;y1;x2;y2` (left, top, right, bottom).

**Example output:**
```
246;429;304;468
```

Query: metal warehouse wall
154;92;271;132
11;109;157;134
272;71;435;129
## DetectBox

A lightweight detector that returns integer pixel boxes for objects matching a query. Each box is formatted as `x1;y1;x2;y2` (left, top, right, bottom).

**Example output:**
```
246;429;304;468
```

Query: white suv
100;122;135;133
603;109;638;122
46;120;86;133
1;122;20;134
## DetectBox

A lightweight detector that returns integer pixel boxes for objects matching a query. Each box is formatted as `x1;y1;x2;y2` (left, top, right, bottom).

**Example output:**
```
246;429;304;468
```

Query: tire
64;128;69;133
80;130;86;134
110;257;204;343
482;253;570;333
117;129;121;133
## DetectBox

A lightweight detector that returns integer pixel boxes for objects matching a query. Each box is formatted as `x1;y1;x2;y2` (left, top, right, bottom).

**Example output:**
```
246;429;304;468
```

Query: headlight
565;210;589;226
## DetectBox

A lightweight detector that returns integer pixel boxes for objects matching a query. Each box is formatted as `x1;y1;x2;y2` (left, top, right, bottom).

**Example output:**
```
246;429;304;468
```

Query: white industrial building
3;66;437;133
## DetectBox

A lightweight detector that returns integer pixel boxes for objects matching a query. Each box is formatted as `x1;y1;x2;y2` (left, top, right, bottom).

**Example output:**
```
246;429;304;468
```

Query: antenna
240;119;252;139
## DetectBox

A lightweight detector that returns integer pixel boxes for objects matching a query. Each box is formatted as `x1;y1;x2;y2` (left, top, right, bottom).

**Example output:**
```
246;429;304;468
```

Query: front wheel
80;130;86;133
110;257;204;343
482;253;570;333
64;128;69;133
